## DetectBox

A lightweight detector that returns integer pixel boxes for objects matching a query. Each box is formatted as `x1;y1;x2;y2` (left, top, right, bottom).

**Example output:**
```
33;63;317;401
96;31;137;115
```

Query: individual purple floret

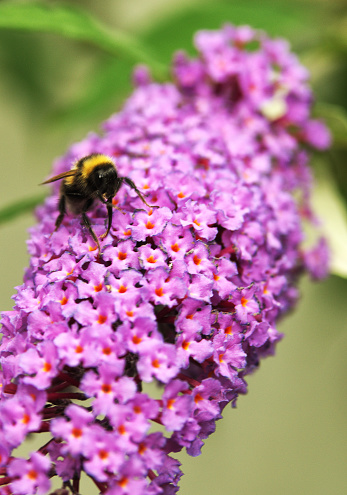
0;24;330;495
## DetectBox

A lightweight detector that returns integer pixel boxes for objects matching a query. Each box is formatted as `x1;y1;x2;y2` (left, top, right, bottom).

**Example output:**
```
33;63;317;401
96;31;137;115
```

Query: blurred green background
0;1;346;494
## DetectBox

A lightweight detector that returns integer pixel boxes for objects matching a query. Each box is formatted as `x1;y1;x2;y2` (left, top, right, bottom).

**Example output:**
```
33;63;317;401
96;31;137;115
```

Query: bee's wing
40;170;76;185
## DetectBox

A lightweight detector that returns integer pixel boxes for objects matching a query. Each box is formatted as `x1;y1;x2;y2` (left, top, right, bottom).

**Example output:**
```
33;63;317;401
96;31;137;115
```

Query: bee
41;153;151;252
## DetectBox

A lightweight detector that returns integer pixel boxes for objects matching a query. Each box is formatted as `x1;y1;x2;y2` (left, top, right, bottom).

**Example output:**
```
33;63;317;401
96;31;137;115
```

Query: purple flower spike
0;24;330;495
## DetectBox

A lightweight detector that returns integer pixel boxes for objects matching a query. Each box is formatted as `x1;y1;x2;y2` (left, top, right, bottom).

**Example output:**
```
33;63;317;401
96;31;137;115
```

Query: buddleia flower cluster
0;25;330;495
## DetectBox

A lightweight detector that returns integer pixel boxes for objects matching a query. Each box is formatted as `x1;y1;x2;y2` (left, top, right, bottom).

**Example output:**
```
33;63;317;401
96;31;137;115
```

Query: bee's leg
82;199;100;252
55;194;66;231
82;211;100;252
121;177;153;208
112;178;126;212
100;199;113;240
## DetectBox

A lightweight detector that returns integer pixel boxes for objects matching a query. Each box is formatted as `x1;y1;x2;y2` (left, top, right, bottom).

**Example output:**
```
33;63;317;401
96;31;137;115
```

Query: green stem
0;194;46;226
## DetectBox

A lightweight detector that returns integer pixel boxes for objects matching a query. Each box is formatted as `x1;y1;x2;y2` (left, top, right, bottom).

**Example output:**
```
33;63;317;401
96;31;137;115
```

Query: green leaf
142;0;319;63
50;56;133;127
0;194;46;226
0;30;50;108
0;1;167;79
314;103;347;148
311;163;347;278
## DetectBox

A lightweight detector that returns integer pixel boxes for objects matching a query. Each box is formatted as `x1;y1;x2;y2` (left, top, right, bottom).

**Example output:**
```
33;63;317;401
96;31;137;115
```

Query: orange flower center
22;413;30;424
241;297;249;307
182;340;190;350
27;470;38;481
98;314;107;324
193;255;201;265
102;384;112;394
43;362;51;373
118;424;126;435
132;335;142;345
72;427;82;438
98;449;109;460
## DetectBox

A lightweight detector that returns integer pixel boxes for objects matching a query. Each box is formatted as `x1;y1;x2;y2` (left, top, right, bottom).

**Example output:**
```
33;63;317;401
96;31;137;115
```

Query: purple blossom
7;452;51;495
0;24;330;495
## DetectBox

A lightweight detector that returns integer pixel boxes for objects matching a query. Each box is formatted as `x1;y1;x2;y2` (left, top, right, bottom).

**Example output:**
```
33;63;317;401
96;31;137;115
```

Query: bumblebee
41;153;151;252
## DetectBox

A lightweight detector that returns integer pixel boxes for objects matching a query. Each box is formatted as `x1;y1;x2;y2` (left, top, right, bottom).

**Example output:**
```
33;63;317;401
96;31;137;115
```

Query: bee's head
91;163;118;198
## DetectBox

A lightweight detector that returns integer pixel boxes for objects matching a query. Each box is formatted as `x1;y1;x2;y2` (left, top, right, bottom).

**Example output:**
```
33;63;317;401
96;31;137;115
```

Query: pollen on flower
22;413;30;424
152;359;160;368
98;450;109;460
118;252;127;260
75;345;83;354
89;245;98;252
193;255;201;265
147;255;157;263
94;283;103;292
118;424;126;435
119;477;128;488
72;427;83;438
219;354;225;363
118;285;127;293
27;470;38;481
134;405;142;414
155;287;164;297
194;393;203;404
186;314;193;319
126;310;133;317
98;314;107;324
101;384;112;394
167;399;175;409
138;442;146;455
146;220;155;229
124;229;132;236
241;297;249;307
171;243;180;252
182;340;190;350
102;347;112;355
43;362;52;373
213;273;220;281
193;219;201;226
178;192;186;199
225;326;232;335
132;335;142;345
60;296;68;305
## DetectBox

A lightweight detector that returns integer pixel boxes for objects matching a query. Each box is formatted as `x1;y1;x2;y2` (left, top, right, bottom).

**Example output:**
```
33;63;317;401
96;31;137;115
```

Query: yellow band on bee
80;154;115;180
